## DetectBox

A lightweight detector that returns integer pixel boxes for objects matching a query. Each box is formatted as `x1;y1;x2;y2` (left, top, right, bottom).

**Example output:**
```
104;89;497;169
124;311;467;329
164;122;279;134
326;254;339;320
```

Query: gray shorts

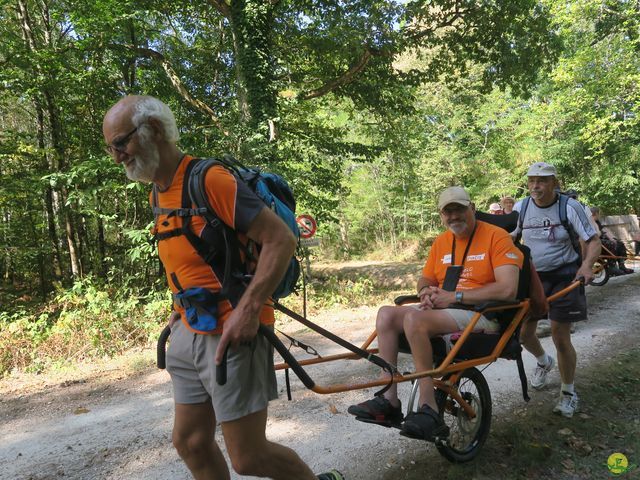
165;321;278;423
444;308;500;334
410;305;500;333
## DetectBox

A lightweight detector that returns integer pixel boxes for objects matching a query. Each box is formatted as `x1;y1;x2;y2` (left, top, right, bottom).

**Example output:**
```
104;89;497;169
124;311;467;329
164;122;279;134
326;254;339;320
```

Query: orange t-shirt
151;155;273;333
422;220;523;290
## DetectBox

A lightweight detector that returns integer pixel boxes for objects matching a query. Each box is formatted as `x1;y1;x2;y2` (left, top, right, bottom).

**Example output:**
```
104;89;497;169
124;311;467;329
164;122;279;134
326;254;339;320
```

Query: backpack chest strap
152;206;208;218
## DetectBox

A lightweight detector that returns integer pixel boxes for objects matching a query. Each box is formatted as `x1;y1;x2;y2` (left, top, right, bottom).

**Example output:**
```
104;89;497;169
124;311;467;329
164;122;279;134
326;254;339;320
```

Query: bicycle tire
434;367;492;463
590;261;609;286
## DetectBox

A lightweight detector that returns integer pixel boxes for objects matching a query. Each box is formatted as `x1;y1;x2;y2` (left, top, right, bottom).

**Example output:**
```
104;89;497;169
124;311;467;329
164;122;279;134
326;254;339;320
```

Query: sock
561;383;575;395
536;353;550;366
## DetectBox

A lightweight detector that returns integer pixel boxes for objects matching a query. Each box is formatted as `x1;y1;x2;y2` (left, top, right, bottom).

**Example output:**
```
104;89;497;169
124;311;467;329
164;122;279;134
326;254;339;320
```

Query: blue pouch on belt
173;288;220;333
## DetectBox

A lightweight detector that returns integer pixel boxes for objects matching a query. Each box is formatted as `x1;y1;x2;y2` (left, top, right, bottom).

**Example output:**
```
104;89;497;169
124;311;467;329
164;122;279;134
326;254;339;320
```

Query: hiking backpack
151;155;301;333
188;155;301;301
515;193;582;261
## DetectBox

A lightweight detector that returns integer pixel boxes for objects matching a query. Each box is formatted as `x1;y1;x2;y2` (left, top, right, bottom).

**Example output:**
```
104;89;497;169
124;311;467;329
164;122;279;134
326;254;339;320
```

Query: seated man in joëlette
348;186;523;440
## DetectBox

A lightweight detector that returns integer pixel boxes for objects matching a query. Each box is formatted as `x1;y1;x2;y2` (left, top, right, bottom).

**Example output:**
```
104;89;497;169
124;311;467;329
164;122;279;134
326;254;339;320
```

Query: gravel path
2;271;639;480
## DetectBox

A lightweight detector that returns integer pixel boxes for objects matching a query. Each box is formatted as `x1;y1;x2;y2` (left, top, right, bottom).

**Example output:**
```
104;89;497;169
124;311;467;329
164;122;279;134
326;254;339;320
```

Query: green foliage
309;275;376;307
0;278;170;377
1;0;637;375
537;0;640;211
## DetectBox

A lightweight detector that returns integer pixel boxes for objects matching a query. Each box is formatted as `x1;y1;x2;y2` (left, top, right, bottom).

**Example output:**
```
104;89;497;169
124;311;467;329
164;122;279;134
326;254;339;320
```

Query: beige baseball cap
438;186;471;210
527;162;557;177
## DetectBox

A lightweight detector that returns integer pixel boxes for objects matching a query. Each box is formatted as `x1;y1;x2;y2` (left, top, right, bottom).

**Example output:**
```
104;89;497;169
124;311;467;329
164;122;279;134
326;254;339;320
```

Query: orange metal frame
599;243;640;262
273;281;582;405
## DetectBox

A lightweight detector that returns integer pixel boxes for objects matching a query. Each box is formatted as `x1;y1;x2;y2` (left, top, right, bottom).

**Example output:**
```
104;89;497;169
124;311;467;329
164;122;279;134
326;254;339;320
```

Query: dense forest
1;0;639;374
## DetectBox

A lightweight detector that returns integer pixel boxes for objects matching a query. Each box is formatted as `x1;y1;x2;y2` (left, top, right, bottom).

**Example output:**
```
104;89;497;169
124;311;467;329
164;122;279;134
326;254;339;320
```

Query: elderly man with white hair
103;95;344;480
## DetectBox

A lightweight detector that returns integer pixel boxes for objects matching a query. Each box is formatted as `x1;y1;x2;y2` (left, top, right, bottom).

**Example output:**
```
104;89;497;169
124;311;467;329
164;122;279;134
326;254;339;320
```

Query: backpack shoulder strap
188;158;223;222
558;193;569;225
558;193;582;259
186;157;247;302
515;196;531;244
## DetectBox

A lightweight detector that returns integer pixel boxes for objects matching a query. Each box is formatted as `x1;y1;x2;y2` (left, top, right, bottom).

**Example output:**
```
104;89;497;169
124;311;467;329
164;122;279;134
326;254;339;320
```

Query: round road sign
296;214;317;239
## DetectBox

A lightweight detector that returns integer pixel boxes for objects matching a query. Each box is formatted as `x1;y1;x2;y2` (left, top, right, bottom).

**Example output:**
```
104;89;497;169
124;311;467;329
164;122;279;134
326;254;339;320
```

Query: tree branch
206;0;230;17
298;48;376;100
405;10;466;43
132;46;229;136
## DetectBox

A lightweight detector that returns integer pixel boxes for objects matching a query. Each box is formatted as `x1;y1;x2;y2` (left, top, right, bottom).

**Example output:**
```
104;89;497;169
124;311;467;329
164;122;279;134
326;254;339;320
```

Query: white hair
132;97;180;143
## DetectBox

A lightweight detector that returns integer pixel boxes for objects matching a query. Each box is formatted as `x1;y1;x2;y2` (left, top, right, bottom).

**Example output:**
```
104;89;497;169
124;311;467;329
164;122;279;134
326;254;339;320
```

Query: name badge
442;254;452;264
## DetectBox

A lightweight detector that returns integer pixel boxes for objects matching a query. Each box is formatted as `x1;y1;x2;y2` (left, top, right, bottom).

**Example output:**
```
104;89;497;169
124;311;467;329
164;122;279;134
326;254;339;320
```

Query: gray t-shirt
513;196;597;272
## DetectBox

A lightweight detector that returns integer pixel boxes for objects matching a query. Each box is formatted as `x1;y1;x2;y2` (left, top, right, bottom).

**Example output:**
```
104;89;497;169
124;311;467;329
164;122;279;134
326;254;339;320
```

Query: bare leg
376;305;412;405
520;318;546;358
173;402;230;480
403;309;458;410
223;408;316;480
551;321;576;385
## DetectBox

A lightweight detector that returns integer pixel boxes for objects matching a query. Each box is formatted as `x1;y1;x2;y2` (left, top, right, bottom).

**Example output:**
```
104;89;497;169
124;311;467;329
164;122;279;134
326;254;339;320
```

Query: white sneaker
531;355;555;389
553;391;579;418
536;319;551;337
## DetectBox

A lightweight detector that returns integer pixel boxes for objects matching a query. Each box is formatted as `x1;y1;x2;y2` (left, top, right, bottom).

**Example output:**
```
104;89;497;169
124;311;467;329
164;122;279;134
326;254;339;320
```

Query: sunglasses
105;126;138;155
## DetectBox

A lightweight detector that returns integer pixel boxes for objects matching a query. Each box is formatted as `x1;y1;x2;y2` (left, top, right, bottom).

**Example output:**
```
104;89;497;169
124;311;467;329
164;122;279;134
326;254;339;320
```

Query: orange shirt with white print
422;220;523;290
151;155;274;334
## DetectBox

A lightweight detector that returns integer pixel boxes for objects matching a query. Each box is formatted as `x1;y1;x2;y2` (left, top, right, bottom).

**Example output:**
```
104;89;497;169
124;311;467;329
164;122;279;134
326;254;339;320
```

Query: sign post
296;215;318;320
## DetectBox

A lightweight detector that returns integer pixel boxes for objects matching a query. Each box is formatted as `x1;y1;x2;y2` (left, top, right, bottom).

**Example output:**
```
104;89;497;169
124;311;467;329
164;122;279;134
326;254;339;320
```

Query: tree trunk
2;210;10;283
36;104;64;281
339;214;351;259
96;197;107;278
44;187;63;279
17;0;81;281
28;211;49;298
228;1;278;160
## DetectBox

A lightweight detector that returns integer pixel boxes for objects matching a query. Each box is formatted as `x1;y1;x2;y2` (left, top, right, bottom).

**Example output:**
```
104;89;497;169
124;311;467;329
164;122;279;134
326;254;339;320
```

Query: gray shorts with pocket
166;321;278;423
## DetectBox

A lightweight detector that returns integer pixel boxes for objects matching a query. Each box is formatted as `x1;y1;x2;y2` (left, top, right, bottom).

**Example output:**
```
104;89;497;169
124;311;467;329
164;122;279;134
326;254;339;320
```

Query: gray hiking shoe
553;391;579;418
531;356;555;389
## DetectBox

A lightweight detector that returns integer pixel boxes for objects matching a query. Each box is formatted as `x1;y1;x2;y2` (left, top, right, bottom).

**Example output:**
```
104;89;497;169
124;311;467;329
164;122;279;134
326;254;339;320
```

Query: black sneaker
400;404;449;441
608;266;624;276
347;396;403;426
317;470;345;480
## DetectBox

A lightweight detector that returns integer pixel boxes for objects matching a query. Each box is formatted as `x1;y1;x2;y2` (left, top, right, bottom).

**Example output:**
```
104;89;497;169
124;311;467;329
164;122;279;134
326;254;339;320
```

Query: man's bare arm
576;235;601;284
430;264;520;309
215;207;296;363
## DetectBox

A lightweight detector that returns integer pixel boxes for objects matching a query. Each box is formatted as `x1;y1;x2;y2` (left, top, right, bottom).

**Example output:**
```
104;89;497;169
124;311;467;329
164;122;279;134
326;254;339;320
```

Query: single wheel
434;367;492;463
590;260;609;286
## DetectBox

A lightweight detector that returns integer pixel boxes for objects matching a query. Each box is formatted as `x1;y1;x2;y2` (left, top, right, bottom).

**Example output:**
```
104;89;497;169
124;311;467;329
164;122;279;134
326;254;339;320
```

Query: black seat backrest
514;243;531;301
474;210;530;300
474;210;531;334
475;210;518;233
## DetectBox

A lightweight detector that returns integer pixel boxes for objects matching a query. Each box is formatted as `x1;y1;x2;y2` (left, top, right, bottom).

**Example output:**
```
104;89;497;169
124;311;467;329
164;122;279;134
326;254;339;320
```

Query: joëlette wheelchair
591;242;638;286
157;210;581;464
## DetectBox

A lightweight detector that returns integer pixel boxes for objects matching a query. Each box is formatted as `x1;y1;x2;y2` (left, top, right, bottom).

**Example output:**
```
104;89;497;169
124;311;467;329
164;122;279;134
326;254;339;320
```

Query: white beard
448;221;468;236
125;141;160;183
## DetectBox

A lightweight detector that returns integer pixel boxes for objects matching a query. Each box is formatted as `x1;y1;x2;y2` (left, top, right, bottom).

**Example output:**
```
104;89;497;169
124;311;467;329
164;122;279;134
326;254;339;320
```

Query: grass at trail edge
388;347;640;480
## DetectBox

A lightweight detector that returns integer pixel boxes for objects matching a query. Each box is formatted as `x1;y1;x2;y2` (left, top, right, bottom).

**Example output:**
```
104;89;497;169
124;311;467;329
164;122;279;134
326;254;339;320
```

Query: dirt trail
1;266;639;480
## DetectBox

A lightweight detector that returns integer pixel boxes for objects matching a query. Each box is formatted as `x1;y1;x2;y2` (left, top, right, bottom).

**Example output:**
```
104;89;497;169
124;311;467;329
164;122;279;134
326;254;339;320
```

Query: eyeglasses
441;204;470;216
105;127;138;155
